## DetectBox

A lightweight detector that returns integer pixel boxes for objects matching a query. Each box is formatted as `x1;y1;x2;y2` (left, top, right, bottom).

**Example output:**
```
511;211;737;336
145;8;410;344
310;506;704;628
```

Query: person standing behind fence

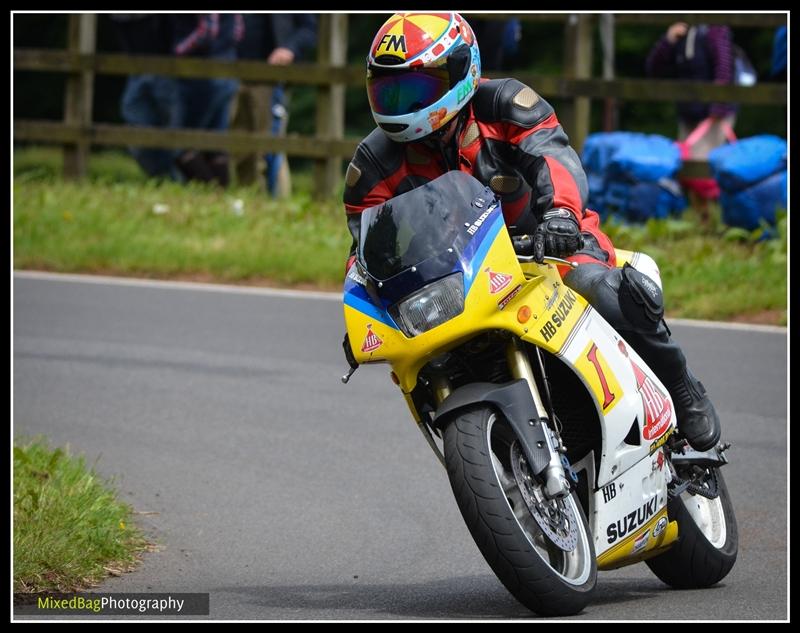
170;13;245;187
646;22;738;206
235;14;318;196
646;22;738;145
110;14;183;181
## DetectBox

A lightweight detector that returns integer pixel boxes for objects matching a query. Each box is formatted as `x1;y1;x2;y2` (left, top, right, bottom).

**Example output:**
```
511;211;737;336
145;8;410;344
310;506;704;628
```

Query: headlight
389;273;464;338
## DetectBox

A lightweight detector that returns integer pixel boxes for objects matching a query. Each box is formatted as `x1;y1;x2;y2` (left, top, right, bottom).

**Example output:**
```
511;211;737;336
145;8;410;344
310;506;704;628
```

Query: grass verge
602;209;787;324
13;146;787;324
14;148;350;290
13;437;149;594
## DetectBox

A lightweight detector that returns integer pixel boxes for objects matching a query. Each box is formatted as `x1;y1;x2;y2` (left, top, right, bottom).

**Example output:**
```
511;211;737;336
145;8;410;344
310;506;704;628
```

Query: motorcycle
341;171;737;616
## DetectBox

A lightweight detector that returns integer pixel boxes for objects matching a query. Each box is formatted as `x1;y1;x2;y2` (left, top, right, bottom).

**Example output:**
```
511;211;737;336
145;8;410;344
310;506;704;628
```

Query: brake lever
516;254;579;269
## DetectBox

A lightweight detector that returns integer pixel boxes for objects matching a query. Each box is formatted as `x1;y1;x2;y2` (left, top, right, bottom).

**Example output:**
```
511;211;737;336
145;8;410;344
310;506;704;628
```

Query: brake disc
510;441;578;552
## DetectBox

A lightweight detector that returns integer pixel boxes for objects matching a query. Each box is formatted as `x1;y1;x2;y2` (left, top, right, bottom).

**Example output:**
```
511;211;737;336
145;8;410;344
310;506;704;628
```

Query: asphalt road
12;272;788;621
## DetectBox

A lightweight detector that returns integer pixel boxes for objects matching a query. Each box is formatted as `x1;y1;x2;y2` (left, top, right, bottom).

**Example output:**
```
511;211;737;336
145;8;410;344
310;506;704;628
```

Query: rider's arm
473;79;588;226
342;129;404;271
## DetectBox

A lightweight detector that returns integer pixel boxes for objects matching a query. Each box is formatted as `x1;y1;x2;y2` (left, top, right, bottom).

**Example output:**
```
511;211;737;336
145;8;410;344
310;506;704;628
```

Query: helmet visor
367;66;451;117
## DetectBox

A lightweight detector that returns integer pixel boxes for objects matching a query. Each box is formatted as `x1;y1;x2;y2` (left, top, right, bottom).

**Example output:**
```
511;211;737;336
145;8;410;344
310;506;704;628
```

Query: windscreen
357;171;491;282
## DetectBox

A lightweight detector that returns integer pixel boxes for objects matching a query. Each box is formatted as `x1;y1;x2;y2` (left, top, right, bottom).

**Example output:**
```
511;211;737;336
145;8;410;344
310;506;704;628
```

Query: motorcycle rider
343;12;720;452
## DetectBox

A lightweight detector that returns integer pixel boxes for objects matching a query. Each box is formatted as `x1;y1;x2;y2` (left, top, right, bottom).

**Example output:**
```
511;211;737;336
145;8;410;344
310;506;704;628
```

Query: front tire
645;467;738;588
443;405;596;616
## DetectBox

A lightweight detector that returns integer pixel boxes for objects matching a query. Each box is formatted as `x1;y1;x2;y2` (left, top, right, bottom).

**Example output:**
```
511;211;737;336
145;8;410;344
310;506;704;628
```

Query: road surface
13;272;788;621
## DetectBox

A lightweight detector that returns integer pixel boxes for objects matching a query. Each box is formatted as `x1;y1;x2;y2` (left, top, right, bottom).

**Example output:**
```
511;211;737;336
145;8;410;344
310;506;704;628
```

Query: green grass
603;209;788;324
14;145;151;185
14;148;350;289
13;146;787;323
14;437;149;593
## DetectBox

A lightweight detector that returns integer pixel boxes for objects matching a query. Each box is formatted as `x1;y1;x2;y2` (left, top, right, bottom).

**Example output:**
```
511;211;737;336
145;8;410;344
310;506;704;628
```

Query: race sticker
485;267;513;294
618;341;673;442
361;324;383;353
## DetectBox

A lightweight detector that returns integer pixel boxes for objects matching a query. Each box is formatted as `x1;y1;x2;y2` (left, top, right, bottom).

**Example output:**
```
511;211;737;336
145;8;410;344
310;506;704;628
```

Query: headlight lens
390;273;464;338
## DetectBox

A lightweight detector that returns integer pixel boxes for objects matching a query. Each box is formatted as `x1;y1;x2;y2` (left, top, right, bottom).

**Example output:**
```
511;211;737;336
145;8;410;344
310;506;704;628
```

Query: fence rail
14;49;787;106
471;12;787;27
13;13;787;197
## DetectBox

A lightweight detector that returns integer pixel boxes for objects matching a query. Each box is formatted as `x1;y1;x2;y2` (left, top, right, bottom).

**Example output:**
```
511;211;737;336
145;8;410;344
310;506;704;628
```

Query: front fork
505;338;573;499
427;337;573;500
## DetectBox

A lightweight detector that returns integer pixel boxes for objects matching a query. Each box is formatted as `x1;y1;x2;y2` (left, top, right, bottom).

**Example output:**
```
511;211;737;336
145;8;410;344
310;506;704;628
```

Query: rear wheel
443;405;596;616
646;466;738;588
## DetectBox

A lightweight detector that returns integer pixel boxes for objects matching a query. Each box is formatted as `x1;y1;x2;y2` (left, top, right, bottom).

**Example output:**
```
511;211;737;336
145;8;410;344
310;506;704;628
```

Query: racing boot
663;365;721;452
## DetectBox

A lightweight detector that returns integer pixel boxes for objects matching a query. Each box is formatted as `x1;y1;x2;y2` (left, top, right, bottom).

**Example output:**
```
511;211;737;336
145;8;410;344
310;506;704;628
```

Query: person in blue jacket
237;14;318;195
171;13;245;187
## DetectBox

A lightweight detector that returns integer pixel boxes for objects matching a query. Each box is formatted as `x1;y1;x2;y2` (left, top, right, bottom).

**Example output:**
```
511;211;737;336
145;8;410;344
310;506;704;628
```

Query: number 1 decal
586;342;616;410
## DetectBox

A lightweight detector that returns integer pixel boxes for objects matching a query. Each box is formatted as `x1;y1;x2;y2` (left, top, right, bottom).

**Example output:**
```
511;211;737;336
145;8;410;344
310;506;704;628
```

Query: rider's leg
563;236;721;452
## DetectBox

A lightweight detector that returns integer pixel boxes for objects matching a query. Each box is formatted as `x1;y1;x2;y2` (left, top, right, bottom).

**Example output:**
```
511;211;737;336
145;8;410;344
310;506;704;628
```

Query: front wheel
443;405;597;616
645;466;738;588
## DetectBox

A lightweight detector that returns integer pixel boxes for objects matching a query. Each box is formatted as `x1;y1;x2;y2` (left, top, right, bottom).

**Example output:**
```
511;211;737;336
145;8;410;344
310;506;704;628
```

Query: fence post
562;13;593;154
313;13;348;200
599;13;618;132
63;13;96;180
231;83;272;190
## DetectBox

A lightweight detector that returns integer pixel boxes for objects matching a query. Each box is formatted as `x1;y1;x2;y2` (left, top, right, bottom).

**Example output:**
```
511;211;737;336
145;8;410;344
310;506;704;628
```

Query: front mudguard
433;379;551;476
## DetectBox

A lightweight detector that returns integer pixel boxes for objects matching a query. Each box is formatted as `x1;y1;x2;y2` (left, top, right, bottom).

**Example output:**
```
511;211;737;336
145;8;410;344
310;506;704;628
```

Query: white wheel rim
487;414;593;586
682;490;727;549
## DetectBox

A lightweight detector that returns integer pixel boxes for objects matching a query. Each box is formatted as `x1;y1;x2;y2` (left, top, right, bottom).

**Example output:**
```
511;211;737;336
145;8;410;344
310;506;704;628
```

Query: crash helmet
366;12;481;143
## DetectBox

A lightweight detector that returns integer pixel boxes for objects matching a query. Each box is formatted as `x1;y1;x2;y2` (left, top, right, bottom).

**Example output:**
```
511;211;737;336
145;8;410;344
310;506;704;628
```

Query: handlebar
511;235;579;269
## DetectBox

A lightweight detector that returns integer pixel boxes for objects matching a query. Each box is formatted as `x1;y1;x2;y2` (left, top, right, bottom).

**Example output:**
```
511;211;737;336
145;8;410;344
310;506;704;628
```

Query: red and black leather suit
344;78;615;273
342;78;720;452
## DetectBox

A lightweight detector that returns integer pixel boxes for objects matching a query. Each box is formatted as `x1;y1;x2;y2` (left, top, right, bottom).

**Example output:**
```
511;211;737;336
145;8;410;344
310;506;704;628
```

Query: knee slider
618;263;664;332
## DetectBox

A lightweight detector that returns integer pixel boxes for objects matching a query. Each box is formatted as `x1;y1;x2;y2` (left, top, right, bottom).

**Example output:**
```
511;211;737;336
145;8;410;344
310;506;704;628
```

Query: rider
343;12;720;452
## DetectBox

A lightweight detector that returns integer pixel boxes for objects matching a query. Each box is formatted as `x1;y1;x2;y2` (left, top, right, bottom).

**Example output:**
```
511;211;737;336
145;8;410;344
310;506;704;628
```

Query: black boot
664;366;721;452
205;151;231;188
175;150;216;183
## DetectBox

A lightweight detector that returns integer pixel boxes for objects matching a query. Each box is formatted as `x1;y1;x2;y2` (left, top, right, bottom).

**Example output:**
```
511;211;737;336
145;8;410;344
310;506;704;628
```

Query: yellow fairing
343;222;590;395
597;512;679;570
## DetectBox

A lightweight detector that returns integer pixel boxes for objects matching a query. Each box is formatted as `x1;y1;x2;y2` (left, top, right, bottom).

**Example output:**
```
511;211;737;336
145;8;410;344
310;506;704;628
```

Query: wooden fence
13;13;787;198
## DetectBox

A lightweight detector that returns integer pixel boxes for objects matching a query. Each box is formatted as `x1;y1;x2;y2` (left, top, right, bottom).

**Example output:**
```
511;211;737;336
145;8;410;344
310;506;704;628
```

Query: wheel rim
487;414;593;586
682;488;727;549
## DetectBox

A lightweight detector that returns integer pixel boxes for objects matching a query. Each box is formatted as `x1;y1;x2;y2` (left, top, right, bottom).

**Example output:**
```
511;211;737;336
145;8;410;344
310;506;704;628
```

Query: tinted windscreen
358;172;491;281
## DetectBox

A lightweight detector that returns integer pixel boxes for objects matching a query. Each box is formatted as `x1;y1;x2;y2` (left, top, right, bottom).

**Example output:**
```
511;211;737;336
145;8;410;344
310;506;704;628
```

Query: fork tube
432;375;452;405
505;338;548;421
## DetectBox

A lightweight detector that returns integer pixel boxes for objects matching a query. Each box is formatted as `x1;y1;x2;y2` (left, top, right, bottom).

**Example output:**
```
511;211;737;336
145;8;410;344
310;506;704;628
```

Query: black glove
533;208;584;263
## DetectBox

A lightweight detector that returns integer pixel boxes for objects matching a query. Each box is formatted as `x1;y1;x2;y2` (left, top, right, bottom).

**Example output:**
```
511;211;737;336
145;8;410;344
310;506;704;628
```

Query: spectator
110;14;183;181
171;13;245;187
235;14;318;196
646;22;738;205
646;22;738;154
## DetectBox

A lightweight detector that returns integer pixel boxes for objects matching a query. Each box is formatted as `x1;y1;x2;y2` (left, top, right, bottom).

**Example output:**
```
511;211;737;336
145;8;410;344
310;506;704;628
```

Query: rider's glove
533;208;584;263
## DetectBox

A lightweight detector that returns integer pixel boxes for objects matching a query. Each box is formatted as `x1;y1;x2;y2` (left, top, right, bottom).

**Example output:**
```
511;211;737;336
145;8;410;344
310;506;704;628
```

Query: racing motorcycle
341;171;737;616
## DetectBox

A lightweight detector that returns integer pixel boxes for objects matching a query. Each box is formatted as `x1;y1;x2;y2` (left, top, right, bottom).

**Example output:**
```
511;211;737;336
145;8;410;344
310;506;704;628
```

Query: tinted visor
367;66;451;117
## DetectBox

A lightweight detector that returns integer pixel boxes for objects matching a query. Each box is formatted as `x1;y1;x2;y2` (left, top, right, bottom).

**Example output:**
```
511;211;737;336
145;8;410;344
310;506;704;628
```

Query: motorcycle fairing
592;448;678;567
344;202;676;475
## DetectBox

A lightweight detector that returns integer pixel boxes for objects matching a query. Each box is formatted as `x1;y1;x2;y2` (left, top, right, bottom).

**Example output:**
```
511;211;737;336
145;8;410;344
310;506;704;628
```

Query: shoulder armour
343;128;405;206
472;78;554;128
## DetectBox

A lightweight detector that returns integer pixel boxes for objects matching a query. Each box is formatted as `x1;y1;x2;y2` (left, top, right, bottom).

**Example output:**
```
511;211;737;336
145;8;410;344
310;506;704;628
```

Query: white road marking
13;270;787;333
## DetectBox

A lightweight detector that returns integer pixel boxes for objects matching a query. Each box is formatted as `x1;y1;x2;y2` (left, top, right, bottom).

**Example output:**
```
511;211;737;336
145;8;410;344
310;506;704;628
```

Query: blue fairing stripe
461;210;505;296
343;284;398;329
